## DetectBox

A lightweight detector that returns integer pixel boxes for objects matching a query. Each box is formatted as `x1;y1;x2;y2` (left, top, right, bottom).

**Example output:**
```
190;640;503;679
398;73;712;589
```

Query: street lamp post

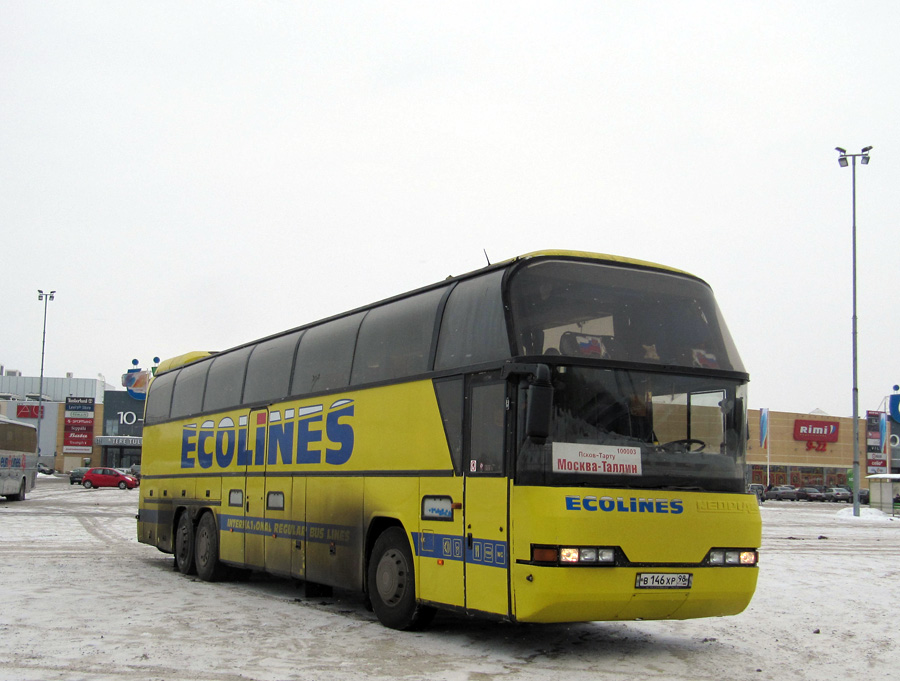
36;289;55;460
835;146;872;517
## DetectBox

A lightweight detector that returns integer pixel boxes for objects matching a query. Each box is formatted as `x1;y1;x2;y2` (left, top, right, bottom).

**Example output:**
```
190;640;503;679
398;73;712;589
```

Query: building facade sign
94;436;143;446
16;404;43;419
103;391;144;438
64;397;95;454
792;419;839;443
866;410;889;474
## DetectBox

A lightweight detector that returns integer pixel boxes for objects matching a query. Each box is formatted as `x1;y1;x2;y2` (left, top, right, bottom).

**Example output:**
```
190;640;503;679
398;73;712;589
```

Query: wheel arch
364;516;406;594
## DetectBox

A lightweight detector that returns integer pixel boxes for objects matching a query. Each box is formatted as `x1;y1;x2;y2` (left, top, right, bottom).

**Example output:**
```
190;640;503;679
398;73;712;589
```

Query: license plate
635;572;693;589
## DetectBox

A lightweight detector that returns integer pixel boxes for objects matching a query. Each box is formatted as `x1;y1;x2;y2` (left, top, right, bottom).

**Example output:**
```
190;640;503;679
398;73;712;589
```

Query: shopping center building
0;372;145;472
747;408;898;489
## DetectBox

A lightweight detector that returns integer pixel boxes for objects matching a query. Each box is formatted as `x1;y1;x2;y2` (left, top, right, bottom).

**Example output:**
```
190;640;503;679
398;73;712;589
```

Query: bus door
463;375;510;617
243;407;269;569
263;407;295;577
218;410;250;566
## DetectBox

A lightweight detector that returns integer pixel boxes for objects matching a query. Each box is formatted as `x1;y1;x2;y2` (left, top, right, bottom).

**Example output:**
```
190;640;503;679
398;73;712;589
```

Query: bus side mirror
502;362;554;443
526;382;553;443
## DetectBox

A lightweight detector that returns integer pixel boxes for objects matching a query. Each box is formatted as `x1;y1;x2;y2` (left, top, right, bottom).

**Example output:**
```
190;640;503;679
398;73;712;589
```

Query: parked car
748;484;766;502
765;485;799;501
799;487;826;501
82;467;139;490
37;463;55;475
68;467;90;485
859;488;870;504
130;464;141;480
827;487;851;503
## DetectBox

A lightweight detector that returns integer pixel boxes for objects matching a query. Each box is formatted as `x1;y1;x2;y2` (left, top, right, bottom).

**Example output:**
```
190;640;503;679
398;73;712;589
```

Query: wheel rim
375;548;409;607
196;525;210;567
176;522;189;562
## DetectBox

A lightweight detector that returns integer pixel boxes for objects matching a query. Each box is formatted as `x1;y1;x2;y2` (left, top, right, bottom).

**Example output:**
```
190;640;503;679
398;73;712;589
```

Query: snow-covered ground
1;476;897;681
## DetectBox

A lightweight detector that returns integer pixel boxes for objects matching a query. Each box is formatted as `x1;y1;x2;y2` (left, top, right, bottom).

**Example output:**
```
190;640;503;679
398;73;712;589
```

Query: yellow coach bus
138;250;759;630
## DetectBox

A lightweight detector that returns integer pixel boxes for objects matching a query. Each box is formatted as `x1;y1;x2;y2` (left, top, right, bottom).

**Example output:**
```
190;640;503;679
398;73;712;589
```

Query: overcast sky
3;1;898;417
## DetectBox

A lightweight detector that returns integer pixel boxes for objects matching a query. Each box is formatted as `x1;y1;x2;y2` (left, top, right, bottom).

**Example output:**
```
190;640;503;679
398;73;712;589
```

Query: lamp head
838;156;849;167
835;147;847;154
861;146;873;153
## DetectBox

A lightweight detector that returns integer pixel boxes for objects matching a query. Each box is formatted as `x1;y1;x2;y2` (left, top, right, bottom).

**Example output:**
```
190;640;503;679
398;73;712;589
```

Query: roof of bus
155;351;214;376
153;250;699;375
508;250;692;277
0;414;37;429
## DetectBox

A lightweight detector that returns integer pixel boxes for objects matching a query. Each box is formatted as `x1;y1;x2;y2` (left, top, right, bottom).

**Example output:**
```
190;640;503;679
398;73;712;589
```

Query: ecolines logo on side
180;399;354;469
565;495;684;515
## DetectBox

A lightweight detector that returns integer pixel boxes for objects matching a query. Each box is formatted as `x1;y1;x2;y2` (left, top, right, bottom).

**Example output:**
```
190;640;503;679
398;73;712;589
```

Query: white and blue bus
0;414;38;501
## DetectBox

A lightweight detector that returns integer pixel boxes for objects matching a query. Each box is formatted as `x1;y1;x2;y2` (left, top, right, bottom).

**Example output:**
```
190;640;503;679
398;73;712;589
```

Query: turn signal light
532;547;559;562
532;545;617;565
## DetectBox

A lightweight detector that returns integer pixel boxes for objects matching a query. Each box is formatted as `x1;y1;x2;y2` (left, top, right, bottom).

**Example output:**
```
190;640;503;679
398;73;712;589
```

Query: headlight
707;549;758;566
532;545;617;565
579;548;598;562
560;548;580;563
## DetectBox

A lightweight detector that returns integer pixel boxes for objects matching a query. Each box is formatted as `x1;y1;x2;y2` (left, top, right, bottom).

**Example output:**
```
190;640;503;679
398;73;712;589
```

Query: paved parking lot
1;476;897;681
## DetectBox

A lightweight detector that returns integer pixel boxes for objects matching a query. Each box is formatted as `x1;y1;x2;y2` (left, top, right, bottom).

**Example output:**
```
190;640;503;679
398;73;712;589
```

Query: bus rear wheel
367;527;435;630
175;512;196;575
7;479;26;501
194;512;225;581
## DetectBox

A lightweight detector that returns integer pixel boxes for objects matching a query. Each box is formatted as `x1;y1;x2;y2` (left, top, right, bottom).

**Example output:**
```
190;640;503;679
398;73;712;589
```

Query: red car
82;467;139;490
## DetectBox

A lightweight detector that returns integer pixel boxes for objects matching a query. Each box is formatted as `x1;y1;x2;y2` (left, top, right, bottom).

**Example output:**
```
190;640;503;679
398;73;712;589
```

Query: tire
174;512;196;575
118;481;127;490
367;526;435;630
83;480;93;489
194;512;226;581
7;479;26;502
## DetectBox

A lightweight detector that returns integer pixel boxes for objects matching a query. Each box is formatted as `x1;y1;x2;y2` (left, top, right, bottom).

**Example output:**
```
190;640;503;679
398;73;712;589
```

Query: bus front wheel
175;512;196;575
194;512;225;582
367;527;435;630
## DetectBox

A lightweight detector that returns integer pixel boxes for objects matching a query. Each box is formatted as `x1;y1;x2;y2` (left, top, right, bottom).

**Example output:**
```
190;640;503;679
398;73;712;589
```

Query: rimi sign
792;419;839;443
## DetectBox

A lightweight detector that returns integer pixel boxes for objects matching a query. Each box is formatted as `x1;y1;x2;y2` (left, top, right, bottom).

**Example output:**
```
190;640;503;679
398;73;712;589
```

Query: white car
826;487;851;502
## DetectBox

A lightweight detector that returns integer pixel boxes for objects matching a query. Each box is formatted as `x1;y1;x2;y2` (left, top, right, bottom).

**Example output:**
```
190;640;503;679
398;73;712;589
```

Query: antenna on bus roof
483;249;491;266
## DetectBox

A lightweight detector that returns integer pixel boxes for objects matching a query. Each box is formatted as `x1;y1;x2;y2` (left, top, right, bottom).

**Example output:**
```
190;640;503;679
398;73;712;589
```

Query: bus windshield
508;257;745;374
517;365;747;493
508;258;748;494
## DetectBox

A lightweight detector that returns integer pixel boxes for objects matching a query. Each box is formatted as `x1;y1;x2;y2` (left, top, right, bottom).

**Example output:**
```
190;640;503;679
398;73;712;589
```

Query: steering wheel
660;438;707;452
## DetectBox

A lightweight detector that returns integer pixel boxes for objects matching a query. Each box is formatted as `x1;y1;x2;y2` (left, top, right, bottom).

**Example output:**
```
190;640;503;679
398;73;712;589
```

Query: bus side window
468;382;506;476
351;288;445;385
434;377;464;475
243;330;304;404
204;346;252;412
435;270;509;370
292;313;363;395
145;370;179;424
170;361;211;420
